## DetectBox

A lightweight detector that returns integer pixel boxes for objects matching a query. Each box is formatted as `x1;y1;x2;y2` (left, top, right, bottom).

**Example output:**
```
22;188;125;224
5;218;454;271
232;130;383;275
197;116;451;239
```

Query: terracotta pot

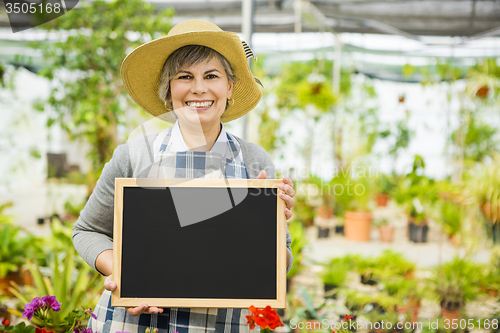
318;206;334;219
378;225;394;242
0;270;26;297
441;307;460;321
344;211;372;241
481;202;500;223
397;304;419;323
376;193;390;207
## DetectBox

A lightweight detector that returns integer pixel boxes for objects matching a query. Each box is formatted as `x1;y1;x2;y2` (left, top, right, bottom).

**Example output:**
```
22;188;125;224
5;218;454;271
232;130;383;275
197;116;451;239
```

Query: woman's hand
257;170;295;220
104;275;163;316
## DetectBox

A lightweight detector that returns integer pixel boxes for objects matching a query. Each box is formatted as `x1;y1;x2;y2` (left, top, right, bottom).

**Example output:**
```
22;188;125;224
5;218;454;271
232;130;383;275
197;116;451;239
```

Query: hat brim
121;31;262;123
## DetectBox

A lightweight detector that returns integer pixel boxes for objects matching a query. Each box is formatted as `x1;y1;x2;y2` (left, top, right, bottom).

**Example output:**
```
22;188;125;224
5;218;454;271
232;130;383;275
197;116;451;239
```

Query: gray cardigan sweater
72;132;293;274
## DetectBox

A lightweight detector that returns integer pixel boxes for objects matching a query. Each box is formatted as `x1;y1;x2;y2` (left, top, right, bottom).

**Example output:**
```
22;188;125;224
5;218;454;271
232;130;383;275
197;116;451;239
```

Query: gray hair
158;45;237;111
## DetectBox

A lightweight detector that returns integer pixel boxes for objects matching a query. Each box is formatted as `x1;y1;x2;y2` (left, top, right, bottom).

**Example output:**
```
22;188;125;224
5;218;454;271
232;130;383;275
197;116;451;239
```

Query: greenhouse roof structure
1;0;499;38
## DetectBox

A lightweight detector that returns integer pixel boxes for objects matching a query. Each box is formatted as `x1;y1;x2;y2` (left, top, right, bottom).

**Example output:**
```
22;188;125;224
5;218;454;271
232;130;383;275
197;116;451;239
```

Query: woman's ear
227;81;234;98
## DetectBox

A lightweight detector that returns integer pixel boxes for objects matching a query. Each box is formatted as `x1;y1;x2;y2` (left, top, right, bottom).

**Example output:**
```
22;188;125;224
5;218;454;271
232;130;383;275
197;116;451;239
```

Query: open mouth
185;101;214;108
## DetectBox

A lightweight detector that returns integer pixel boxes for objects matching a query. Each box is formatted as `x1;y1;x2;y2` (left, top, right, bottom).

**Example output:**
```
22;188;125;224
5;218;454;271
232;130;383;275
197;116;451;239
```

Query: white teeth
186;101;213;107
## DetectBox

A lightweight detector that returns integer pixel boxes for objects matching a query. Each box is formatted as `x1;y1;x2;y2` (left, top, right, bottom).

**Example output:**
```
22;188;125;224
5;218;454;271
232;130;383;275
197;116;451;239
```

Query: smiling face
169;58;234;132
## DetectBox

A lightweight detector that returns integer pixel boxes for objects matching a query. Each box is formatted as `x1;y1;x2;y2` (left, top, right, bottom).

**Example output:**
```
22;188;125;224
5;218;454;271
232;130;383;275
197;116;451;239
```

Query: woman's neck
178;121;222;152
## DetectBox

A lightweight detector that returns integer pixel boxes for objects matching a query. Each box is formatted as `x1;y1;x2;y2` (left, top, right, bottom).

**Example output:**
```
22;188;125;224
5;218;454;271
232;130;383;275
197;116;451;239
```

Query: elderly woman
73;20;295;333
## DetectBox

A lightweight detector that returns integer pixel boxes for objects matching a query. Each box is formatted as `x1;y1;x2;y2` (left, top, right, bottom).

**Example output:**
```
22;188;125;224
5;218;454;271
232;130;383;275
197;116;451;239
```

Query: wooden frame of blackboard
112;178;287;308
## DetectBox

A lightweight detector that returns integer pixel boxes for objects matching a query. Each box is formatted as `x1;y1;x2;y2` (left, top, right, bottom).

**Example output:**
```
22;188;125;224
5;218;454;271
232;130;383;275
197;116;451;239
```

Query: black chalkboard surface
112;178;286;308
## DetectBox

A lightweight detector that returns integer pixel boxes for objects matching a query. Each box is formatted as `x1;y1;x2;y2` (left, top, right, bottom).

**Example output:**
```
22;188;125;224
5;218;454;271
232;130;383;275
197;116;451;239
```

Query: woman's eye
206;74;218;79
178;75;192;80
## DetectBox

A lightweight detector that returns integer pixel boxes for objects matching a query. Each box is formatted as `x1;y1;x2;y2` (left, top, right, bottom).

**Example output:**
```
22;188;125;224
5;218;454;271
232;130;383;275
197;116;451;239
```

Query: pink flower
41;295;61;312
23;300;38;320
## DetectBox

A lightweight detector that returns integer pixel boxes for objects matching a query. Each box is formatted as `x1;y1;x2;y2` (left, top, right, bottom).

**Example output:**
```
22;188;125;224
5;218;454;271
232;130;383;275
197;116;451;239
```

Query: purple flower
22;302;36;320
82;328;93;333
87;308;97;320
23;297;44;320
41;295;61;312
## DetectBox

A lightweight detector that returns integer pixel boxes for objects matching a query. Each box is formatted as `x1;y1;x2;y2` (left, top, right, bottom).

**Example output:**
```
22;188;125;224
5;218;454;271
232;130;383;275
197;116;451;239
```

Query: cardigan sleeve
72;144;132;272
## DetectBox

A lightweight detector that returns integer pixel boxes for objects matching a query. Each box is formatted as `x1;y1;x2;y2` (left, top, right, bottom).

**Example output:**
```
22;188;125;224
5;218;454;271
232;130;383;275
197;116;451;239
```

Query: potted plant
437;199;465;245
289;287;328;332
393;156;437;243
320;255;358;297
0;221;38;296
335;172;374;242
376;174;395;207
373;218;394;242
467;154;500;242
382;276;421;323
307;175;334;238
429;256;484;321
372;250;416;280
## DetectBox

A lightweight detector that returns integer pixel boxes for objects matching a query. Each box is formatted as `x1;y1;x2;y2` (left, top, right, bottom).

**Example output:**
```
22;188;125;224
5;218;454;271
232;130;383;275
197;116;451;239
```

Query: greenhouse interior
1;0;500;332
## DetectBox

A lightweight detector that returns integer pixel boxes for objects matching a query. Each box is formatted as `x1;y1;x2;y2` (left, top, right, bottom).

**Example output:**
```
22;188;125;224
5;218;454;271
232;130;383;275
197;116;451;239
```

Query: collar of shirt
154;121;237;160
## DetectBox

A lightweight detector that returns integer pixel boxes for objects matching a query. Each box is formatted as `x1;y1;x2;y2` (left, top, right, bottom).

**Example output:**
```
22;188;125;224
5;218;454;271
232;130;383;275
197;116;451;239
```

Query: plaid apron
89;129;258;333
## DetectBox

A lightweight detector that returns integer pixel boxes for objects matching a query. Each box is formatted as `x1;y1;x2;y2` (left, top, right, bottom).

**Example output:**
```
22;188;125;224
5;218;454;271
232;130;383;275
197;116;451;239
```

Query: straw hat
121;19;262;123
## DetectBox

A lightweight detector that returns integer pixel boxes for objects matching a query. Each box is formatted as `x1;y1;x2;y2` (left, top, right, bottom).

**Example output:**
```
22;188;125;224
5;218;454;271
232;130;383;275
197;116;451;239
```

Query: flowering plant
246;306;284;332
19;296;96;333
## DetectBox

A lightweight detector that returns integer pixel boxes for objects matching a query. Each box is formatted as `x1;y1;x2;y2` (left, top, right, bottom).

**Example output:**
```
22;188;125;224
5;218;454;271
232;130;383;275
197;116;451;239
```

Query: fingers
126;305;164;316
257;170;267;179
285;208;293;221
279;182;295;198
127;304;149;316
104;275;117;292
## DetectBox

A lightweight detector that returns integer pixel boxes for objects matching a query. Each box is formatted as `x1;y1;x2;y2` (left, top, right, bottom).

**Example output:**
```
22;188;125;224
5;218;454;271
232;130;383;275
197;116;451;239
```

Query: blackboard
112;178;287;308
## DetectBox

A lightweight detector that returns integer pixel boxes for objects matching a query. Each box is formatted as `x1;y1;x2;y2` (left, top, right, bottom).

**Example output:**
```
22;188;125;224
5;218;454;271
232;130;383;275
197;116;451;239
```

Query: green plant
373;218;389;228
393;156;438;224
374;250;415;278
287;221;309;279
342;290;399;315
320;256;358;288
0;224;38;279
331;170;375;214
32;0;175;195
438;200;464;237
377;174;396;195
8;245;101;321
291;287;328;320
429;256;484;311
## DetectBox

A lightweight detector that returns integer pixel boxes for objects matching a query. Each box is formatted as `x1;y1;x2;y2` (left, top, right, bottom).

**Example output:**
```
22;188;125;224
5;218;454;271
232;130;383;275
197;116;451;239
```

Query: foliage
373;218;389;227
382;275;420;301
376;174;396;195
287;221;309;279
320;255;359;287
466;58;500;102
428;256;484;309
8;245;101;322
392;155;437;223
466;154;500;224
438;200;464;237
451;118;500;163
290;287;328;320
331;168;375;213
0;224;39;279
275;59;348;114
32;0;175;192
20;295;96;333
342;289;399;314
0;321;36;333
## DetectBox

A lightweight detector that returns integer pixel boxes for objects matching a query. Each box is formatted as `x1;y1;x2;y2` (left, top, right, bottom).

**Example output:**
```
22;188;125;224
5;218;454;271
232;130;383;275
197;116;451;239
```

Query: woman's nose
190;77;207;94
